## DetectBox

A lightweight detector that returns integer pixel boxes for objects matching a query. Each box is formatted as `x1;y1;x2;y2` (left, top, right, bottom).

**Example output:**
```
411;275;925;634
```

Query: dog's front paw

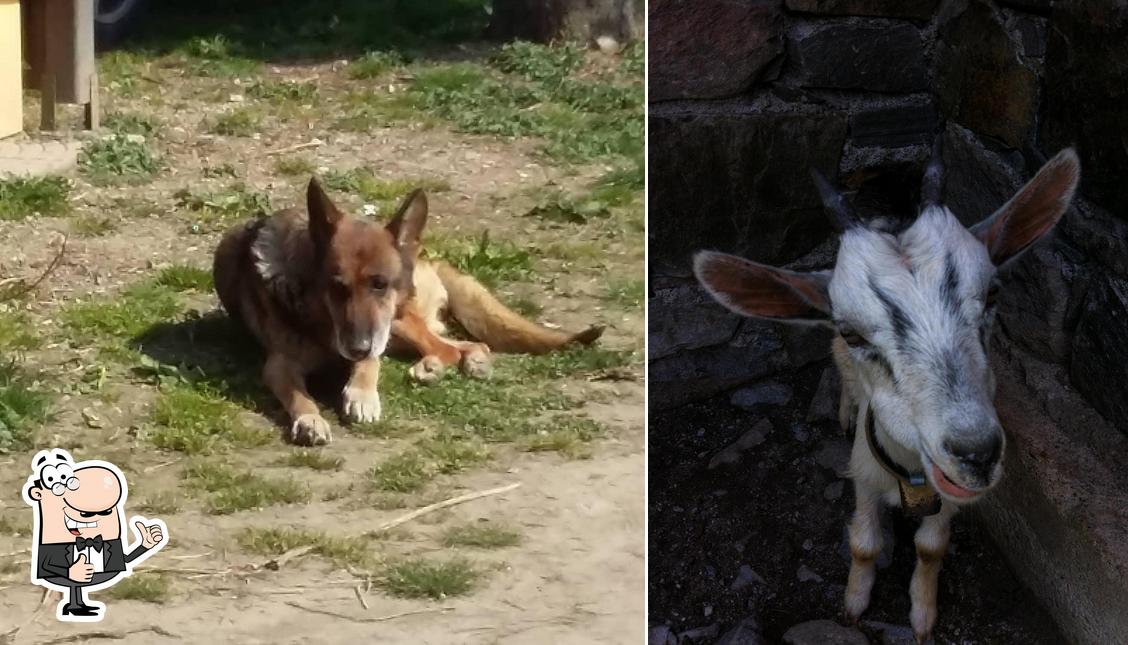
460;346;492;379
409;355;446;384
291;414;332;446
343;385;382;423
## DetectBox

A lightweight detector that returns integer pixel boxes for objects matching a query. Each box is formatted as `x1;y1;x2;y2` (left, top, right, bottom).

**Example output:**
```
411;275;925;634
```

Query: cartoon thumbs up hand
69;554;94;582
135;521;163;550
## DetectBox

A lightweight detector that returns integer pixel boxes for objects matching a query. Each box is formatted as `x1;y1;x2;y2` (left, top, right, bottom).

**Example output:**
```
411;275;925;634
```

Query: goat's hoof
291;413;332;446
460;347;492;379
409;356;446;384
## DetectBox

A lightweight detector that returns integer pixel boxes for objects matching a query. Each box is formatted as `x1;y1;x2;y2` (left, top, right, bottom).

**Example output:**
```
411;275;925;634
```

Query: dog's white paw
460;347;492;379
291;414;332;446
409;355;446;384
343;385;382;423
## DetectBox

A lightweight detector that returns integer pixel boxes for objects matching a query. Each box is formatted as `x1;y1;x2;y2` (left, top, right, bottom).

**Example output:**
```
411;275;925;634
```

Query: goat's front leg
910;502;957;643
845;479;884;623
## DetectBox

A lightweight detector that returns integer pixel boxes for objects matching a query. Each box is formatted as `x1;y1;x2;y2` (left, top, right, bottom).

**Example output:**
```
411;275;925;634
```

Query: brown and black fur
214;178;603;446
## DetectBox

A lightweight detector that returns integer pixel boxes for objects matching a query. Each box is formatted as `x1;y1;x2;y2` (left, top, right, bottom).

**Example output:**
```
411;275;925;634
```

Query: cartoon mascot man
21;448;168;622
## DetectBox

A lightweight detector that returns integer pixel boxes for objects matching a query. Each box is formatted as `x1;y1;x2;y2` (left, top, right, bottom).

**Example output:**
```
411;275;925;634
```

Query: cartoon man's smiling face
28;465;123;544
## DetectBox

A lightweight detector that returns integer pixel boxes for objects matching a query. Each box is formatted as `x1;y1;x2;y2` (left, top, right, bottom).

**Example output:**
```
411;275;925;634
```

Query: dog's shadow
131;310;351;438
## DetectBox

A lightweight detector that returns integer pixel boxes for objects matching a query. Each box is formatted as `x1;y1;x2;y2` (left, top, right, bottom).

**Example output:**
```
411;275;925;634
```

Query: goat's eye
369;275;389;292
840;329;870;348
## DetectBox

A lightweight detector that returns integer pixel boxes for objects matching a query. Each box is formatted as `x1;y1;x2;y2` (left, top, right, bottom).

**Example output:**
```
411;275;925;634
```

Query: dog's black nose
945;432;1002;476
346;337;372;359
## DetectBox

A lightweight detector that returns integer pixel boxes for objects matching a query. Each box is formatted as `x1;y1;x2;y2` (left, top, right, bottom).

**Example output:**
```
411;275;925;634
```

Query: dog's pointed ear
385;189;428;258
694;250;833;325
972;148;1080;267
307;177;343;250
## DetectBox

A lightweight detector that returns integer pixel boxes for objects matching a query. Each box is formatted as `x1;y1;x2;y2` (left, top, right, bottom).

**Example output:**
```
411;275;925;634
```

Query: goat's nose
945;432;1002;474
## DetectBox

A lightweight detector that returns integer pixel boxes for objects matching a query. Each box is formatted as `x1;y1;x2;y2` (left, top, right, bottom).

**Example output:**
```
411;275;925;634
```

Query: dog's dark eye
369;276;389;292
840;328;870;348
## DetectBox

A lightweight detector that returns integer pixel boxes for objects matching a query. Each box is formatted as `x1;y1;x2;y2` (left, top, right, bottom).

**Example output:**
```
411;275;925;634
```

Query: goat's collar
863;407;942;517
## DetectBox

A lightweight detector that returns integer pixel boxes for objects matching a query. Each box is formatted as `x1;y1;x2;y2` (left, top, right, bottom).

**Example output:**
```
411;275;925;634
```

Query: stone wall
648;0;1128;451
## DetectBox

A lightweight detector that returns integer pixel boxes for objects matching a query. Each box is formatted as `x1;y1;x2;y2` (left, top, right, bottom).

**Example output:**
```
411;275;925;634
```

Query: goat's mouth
929;463;983;500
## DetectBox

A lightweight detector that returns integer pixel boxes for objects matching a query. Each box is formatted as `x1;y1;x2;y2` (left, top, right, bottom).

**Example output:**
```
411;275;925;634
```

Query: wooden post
40;74;56;131
23;0;97;131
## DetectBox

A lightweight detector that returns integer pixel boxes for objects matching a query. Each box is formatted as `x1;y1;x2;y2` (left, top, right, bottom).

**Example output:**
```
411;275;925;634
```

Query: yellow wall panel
0;0;22;138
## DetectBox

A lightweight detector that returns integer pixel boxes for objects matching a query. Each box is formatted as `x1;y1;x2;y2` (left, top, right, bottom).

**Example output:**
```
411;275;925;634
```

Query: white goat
694;142;1080;643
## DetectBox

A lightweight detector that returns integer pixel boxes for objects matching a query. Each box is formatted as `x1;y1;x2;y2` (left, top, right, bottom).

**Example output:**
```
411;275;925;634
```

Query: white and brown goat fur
694;141;1080;642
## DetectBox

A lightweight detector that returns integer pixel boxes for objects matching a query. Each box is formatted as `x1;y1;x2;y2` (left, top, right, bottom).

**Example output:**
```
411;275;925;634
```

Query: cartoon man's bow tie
75;536;104;551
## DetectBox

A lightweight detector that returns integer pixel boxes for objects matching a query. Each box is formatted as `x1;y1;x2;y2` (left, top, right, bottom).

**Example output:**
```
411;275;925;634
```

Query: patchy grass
175;182;271;233
73;214;118;237
209;108;262;137
322;168;449;214
273;156;316;177
62;282;182;344
369;42;643;164
239;527;376;569
149;384;272;455
524;417;604;458
203;163;239;179
281;450;345;471
381;557;480;599
368;430;491;493
347;51;404;79
248;80;319;104
0;362;52;453
603;276;644;310
425;231;533;289
184;461;310;514
0;511;31;537
105;574;170;602
0;312;39;352
155;265;213;292
78;136;159;183
442;522;521;549
105;112;160;136
0;176;70;221
507;345;636;380
176;35;261;78
138;491;182;515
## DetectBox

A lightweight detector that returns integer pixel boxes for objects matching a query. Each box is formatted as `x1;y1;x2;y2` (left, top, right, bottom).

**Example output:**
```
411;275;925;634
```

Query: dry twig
369;482;522;534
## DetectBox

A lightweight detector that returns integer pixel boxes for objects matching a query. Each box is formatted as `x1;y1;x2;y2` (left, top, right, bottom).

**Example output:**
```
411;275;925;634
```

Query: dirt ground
0;8;644;642
648;362;1065;645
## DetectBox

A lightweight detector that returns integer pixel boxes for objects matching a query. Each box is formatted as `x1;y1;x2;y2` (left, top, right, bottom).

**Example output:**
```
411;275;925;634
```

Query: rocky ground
648;361;1066;645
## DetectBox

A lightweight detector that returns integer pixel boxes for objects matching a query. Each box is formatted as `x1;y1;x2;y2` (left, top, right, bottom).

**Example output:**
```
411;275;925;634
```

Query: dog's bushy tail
432;260;604;354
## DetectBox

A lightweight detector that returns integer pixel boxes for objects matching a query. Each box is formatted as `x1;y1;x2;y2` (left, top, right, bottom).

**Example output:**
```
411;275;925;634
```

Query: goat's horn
809;167;858;233
921;136;945;208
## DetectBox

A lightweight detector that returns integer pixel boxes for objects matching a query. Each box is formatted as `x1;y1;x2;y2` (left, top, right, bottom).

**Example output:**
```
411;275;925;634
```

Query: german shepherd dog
213;178;604;446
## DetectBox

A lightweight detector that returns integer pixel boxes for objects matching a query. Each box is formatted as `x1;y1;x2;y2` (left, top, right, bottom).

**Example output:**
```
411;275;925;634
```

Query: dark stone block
649;0;784;101
996;244;1074;364
649;281;742;362
649;109;847;274
788;21;927;93
648;320;788;410
1071;275;1128;436
940;122;1023;228
849;102;937;148
1042;0;1128;222
785;0;938;21
937;1;1039;149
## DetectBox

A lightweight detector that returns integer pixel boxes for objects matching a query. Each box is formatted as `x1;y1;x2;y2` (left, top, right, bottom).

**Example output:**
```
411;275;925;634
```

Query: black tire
94;0;149;50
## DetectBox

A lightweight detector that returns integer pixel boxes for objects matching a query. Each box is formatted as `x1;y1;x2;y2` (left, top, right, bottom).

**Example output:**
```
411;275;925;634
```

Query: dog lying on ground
213;178;603;446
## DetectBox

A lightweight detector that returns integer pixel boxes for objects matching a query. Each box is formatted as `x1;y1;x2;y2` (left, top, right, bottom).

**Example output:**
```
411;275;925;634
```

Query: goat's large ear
307;177;343;251
385;189;428;258
694;251;832;324
971;148;1080;267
